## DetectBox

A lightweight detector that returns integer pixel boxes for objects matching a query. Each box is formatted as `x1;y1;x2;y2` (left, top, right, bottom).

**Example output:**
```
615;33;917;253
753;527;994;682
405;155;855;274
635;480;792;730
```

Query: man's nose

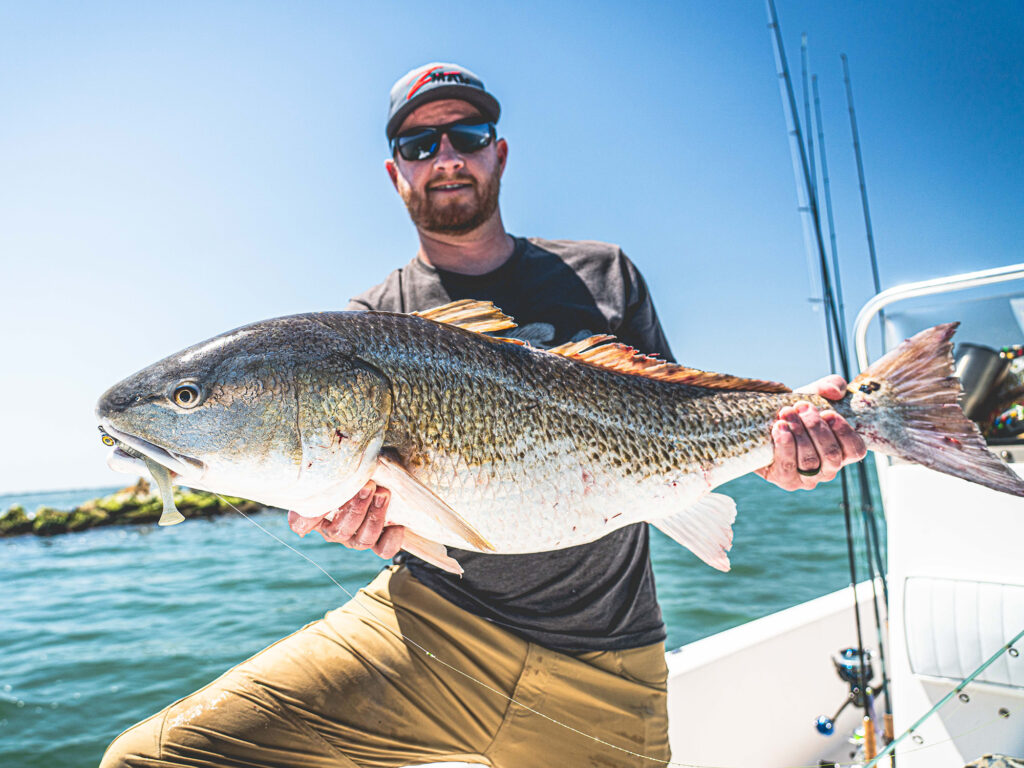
432;134;465;172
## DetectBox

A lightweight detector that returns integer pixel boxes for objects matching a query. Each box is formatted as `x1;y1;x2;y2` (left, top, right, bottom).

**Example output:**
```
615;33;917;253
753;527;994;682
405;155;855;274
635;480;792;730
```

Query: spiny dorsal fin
415;303;789;392
413;300;517;334
547;335;791;393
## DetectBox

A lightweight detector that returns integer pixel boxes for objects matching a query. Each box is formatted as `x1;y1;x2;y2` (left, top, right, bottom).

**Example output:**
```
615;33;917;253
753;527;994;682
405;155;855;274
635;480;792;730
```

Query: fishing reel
815;648;874;736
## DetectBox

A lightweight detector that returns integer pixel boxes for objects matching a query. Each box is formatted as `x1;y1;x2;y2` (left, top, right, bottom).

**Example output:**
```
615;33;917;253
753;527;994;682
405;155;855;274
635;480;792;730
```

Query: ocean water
0;475;882;766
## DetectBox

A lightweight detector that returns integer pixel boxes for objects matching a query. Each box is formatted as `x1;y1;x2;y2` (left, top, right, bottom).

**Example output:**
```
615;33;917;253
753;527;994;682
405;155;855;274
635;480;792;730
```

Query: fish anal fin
413;300;517;334
373;454;496;552
401;531;463;575
548;336;790;393
650;493;737;572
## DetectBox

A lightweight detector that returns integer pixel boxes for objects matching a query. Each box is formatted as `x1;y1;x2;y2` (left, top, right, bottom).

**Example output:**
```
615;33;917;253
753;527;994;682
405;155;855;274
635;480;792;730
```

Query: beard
400;168;501;235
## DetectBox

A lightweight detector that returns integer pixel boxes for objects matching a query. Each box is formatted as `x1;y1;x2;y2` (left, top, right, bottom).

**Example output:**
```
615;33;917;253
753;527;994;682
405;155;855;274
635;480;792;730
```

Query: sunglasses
391;120;496;162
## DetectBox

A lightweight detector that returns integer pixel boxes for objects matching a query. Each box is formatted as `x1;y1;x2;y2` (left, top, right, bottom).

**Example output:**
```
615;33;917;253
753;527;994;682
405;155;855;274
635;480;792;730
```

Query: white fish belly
385;443;774;553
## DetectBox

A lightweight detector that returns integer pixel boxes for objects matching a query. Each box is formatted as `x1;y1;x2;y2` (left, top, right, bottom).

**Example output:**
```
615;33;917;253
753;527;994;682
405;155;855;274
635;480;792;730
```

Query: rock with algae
33;507;70;536
0;479;269;537
0;505;32;535
67;507;110;531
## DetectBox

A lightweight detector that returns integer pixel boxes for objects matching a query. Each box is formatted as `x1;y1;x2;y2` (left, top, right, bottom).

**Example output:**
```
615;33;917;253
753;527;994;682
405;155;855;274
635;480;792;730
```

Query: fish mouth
100;421;206;480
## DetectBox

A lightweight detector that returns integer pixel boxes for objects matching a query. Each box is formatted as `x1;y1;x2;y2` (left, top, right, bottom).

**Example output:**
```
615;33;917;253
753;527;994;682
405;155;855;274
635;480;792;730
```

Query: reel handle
815;693;855;736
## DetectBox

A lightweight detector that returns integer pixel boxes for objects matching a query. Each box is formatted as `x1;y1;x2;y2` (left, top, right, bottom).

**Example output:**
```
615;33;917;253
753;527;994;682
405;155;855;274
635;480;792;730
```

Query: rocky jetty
0;479;267;537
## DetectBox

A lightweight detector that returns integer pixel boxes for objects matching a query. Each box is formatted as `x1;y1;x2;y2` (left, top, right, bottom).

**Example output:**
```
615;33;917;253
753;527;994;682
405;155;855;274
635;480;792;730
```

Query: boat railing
853;263;1024;372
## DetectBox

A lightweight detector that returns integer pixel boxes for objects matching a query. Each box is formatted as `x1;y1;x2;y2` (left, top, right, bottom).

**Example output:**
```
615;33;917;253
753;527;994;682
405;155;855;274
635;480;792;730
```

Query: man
102;63;864;768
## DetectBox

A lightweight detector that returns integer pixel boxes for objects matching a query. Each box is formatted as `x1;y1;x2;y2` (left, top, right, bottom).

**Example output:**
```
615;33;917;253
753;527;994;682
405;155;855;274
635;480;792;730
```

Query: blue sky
1;1;1021;494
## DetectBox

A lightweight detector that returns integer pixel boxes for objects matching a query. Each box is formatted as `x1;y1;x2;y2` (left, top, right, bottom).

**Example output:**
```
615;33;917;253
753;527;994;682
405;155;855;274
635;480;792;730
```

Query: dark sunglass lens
396;129;441;161
448;123;494;153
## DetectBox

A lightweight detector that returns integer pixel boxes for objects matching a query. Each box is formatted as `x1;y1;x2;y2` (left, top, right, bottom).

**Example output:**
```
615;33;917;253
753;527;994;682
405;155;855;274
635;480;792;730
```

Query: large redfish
95;300;1024;573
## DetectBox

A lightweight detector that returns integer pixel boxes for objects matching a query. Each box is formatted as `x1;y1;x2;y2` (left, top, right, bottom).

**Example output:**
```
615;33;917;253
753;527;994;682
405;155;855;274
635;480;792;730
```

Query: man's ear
385;158;399;190
496;138;508;175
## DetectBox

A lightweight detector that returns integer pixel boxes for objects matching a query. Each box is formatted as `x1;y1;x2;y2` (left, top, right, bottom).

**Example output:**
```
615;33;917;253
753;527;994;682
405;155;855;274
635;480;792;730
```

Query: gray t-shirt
349;236;674;652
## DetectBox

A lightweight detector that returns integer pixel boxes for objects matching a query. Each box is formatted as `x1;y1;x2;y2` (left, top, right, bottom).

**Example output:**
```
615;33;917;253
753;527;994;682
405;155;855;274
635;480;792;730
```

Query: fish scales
310;311;808;551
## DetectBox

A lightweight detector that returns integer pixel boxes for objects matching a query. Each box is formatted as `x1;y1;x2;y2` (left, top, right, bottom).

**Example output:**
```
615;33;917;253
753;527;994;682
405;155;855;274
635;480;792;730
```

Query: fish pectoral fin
649;493;737;572
373;454;496;552
401;531;464;575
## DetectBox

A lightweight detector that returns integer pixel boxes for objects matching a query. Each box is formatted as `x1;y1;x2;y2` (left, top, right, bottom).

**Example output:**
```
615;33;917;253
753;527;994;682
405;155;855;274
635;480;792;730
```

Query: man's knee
98;712;164;768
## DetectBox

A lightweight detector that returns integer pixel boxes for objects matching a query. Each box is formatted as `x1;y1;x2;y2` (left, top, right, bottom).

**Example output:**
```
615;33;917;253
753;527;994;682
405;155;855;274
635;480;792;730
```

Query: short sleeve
617;250;676;363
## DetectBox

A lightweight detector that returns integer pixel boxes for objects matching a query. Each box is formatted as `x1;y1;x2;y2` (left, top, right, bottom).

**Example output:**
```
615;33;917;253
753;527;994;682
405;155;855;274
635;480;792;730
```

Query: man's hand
287;481;405;559
755;374;867;491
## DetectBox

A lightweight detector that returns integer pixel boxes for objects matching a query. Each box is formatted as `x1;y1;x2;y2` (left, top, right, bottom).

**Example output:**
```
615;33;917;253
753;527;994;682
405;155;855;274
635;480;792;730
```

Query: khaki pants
101;566;670;768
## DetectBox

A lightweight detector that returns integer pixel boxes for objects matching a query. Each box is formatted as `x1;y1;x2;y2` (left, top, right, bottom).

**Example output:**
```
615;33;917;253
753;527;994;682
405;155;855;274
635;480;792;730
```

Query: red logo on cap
406;66;469;100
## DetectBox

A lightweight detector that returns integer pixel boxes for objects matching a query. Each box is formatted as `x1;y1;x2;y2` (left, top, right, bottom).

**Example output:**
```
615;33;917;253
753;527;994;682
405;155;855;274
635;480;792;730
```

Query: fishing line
894;707;1012;757
213;495;1018;768
218;495;682;767
863;627;1024;768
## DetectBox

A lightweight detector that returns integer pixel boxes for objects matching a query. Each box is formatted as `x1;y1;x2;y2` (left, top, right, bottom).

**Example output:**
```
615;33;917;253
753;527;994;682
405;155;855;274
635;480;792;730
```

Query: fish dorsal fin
413;300;517;334
414;303;789;392
547;335;790;393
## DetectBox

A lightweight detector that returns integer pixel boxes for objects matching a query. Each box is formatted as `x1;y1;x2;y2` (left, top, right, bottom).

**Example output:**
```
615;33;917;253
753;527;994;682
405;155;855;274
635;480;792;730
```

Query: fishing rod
765;0;872;733
801;35;836;370
842;54;884;353
811;75;846;355
805;46;888;726
764;0;849;375
838;55;892;594
834;53;895;730
811;67;893;728
800;35;818;215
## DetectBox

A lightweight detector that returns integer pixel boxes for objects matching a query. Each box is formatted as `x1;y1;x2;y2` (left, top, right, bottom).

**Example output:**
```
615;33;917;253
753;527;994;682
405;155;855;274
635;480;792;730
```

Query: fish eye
172;382;202;408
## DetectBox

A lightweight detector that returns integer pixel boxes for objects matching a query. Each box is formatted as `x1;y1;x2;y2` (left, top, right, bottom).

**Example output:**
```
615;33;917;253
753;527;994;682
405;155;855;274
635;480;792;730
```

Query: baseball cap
386;62;501;140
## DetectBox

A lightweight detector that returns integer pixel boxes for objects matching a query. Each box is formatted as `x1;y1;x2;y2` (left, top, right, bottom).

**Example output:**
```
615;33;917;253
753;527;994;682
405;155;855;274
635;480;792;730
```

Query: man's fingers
762;397;866;492
350;489;390;549
818;374;848;400
372;525;405;559
795;374;848;400
822;410;867;463
288;510;324;537
295;483;400;563
781;405;821;474
770;420;797;472
759;420;801;491
794;403;843;476
321;480;377;541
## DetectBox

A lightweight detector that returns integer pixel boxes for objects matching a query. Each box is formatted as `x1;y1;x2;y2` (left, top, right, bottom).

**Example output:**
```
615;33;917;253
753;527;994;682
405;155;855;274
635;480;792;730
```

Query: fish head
96;315;392;512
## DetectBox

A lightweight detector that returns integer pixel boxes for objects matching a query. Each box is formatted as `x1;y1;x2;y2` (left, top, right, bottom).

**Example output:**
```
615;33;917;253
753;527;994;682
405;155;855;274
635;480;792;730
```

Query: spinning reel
815;647;875;736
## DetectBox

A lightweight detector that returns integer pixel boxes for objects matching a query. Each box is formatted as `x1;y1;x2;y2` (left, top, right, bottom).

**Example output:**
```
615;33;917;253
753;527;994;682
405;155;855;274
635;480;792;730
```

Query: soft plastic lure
143;455;185;526
99;427;184;526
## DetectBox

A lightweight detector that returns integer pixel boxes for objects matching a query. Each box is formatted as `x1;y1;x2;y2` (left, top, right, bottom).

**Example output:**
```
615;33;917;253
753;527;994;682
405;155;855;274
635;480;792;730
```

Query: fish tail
841;323;1024;497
